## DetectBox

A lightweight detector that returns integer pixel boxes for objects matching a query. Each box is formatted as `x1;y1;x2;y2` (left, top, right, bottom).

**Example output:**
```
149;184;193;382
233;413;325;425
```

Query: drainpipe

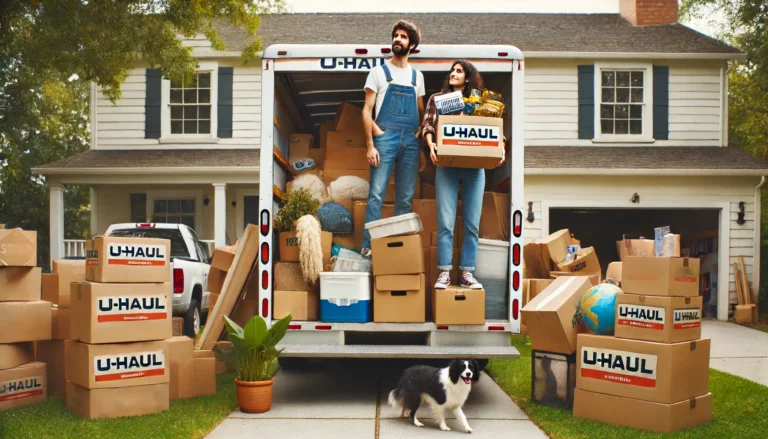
754;176;766;312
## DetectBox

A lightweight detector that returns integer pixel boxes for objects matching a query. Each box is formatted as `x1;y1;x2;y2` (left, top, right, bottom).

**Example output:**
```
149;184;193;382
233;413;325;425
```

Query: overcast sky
284;0;722;38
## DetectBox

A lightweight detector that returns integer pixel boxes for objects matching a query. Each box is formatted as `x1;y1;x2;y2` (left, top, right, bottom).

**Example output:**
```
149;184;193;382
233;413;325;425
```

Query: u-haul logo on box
673;308;701;329
106;244;166;267
617;304;666;331
94;351;165;382
0;376;44;403
581;347;658;388
97;296;168;323
441;124;501;147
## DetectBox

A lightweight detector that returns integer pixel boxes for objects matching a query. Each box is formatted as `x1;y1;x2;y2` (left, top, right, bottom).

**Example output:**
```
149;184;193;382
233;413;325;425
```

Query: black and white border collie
388;359;480;433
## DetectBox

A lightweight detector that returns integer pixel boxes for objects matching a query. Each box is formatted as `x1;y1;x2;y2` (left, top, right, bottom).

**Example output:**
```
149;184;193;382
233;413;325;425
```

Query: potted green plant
216;313;292;413
275;188;321;262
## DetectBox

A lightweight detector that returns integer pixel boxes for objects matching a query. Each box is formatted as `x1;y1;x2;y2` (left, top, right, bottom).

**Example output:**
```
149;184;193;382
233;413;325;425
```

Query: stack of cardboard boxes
574;256;712;433
0;229;50;411
66;236;173;419
371;227;426;323
273;261;320;322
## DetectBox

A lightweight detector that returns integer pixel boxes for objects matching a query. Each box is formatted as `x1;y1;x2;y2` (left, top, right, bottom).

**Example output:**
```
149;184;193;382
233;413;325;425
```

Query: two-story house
34;0;768;320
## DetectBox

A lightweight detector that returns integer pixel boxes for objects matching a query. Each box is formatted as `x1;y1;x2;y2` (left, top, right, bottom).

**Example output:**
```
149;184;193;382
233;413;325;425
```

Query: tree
0;1;284;268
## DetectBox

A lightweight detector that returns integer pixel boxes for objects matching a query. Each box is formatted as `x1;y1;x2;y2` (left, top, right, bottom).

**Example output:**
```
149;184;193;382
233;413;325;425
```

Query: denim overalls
361;63;421;250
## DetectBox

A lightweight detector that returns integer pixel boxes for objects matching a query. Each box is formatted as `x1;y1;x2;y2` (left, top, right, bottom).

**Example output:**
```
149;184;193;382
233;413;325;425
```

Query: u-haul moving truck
258;44;524;360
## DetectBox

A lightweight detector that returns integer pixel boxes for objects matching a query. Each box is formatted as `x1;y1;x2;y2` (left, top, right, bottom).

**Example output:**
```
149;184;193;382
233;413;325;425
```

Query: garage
549;207;720;317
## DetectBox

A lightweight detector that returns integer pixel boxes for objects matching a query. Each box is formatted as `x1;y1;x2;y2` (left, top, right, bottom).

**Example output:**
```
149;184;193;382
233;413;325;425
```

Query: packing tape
535;277;576;311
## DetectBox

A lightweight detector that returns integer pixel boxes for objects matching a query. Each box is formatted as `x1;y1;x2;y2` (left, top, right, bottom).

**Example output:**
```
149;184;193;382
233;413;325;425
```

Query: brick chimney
619;0;679;26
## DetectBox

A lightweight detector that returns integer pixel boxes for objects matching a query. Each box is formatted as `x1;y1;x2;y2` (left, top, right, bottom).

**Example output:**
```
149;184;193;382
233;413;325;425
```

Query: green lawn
0;372;238;439
742;313;768;334
487;336;768;439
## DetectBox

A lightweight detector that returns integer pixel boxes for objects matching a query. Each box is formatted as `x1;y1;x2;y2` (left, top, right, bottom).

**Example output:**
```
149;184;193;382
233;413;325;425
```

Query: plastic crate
319;272;372;323
364;213;422;240
475;239;509;320
531;350;576;409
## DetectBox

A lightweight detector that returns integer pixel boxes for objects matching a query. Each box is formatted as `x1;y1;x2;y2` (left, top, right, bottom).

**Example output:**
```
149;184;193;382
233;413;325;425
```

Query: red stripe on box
581;368;657;388
0;390;43;403
94;368;165;382
442;139;498;147
98;313;168;323
673;276;697;283
107;260;166;266
617;319;665;331
674;322;701;329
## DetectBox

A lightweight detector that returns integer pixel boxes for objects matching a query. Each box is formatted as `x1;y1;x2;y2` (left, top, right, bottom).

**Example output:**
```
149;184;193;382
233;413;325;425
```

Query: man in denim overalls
361;20;426;256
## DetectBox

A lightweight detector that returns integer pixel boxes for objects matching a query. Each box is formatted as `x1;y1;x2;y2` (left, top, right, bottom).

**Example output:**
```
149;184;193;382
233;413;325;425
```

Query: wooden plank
740;256;751;305
196;224;261;351
273;145;297;176
733;263;745;305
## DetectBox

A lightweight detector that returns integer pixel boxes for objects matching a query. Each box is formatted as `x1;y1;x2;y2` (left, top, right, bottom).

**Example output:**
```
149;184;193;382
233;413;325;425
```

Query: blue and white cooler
319;272;372;323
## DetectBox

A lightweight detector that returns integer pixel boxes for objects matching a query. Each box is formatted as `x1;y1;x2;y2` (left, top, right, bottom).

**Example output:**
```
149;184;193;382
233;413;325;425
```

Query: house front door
244;195;259;229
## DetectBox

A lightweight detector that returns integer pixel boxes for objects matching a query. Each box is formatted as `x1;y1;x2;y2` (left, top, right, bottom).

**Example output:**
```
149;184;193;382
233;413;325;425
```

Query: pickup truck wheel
183;299;201;338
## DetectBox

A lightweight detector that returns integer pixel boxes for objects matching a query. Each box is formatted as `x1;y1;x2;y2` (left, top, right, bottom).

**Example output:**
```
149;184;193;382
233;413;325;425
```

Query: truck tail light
262;298;269;318
136;223;155;228
355;48;368;54
498;52;509;57
173;268;184;294
381;48;391;54
488;326;505;331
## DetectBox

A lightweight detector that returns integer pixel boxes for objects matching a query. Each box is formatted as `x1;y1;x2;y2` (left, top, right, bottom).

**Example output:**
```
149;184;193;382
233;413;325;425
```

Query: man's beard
392;42;409;56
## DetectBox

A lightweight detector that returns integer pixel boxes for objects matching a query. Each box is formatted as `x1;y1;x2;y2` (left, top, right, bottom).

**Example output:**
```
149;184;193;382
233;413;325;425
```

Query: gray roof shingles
216;13;740;54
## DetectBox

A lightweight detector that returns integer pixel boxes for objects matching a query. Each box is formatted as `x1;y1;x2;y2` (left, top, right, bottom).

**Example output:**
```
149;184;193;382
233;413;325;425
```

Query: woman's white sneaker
434;271;451;289
461;272;483;290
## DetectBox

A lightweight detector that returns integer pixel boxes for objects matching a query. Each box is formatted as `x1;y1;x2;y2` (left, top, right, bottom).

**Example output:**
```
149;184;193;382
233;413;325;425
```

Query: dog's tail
388;389;400;409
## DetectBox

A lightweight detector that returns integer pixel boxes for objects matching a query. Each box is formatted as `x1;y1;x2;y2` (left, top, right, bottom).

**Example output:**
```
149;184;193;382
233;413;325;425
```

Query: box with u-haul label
70;282;171;344
577;334;710;404
0;362;47;411
436;115;504;169
615;295;702;343
65;340;169;389
86;236;170;283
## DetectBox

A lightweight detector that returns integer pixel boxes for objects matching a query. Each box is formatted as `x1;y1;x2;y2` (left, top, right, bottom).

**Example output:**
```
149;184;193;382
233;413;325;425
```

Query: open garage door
550;208;720;318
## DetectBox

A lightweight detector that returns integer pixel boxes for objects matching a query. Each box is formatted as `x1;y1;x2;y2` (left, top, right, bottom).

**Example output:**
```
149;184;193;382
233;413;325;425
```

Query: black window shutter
218;67;234;138
145;69;162;139
577;65;595;139
653;65;670;140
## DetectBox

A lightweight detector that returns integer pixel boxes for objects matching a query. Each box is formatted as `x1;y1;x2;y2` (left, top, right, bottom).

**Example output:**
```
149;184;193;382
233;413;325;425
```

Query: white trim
542;199;731;321
34;166;259;175
258;56;276;324
509;59;525;334
593;62;655;143
236;188;259;239
145;189;204;233
264;44;524;60
753;176;766;306
49;183;65;268
160;61;219;142
523;51;746;60
90;82;98;149
213;183;227;247
89;187;97;237
723;64;730;147
525;168;768;176
719;65;725;147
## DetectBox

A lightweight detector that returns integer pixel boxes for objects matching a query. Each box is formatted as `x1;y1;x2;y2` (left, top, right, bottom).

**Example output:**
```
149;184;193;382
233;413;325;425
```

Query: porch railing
63;239;217;259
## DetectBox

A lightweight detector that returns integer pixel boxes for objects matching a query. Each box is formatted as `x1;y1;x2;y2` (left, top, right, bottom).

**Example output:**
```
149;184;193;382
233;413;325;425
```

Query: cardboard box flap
0;229;37;266
375;274;422;292
541;229;571;265
525;276;590;312
53;259;85;274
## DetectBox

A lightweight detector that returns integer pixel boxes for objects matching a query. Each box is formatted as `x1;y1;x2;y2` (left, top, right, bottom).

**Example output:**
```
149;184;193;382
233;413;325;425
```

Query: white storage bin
319;272;372;323
364;213;422;240
475;239;510;320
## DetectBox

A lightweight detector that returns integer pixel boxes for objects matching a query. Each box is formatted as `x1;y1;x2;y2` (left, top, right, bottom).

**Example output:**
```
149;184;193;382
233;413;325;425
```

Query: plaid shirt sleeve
421;94;439;140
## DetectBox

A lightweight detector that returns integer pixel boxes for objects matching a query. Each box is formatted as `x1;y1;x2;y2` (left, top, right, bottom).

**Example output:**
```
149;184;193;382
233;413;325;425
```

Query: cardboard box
616;295;702;343
210;245;236;272
86;236;171;283
172;317;184;336
522;279;554;307
166;336;195;399
332;234;358;250
523;242;552;280
0;342;34;370
274;262;320;292
556;247;601;277
207;268;225;295
0;229;37;267
334;102;363;132
433;285;485;325
353;200;395;248
327;130;366;149
574;389;712;433
35;340;67;397
66;340;170;389
436;115;504;169
540;229;572;266
278;231;300;262
194;351;216;397
70;282;171;344
550;271;601;286
308;145;326;169
53;259;85;274
617;239;655;261
0;301;51;343
42;272;84;308
734;305;753;323
0;362;46;411
622;257;700;297
66;381;169;419
413;199;438;248
421;183;436;199
577;334;710;404
51;308;70;340
374;274;425;323
325;145;369;170
0;267;41;301
319;120;334;148
429;246;460;288
289;133;313;160
606;262;622;285
371;234;425;276
479;192;510;240
230;297;260;328
521;276;592;354
274;290;319;321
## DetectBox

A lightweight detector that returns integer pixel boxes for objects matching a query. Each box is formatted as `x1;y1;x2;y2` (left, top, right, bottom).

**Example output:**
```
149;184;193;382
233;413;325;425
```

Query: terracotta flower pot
235;378;274;413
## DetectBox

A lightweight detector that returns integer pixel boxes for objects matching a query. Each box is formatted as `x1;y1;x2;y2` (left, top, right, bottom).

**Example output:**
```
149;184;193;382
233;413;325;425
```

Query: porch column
49;183;64;265
213;183;227;248
89;187;98;237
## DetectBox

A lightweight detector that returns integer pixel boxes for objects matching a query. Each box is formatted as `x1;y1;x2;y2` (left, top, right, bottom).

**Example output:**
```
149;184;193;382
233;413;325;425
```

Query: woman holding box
421;60;505;290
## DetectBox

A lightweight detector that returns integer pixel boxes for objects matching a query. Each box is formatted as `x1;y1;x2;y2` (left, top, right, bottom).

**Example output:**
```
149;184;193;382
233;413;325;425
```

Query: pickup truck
105;223;212;337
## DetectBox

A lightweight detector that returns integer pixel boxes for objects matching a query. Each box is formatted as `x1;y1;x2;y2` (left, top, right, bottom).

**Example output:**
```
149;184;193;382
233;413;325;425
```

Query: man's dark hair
441;60;485;98
391;20;421;54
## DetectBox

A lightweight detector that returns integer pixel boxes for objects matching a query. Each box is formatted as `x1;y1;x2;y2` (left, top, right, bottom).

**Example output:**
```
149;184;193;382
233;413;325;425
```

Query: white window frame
160;61;219;143
145;190;204;233
593;61;655;143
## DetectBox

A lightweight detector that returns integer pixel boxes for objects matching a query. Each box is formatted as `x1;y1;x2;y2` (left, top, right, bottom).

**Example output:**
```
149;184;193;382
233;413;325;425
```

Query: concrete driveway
703;319;768;386
206;359;547;438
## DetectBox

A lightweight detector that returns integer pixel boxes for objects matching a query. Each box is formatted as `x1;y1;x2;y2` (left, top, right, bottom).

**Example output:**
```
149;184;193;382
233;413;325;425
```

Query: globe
579;283;623;335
